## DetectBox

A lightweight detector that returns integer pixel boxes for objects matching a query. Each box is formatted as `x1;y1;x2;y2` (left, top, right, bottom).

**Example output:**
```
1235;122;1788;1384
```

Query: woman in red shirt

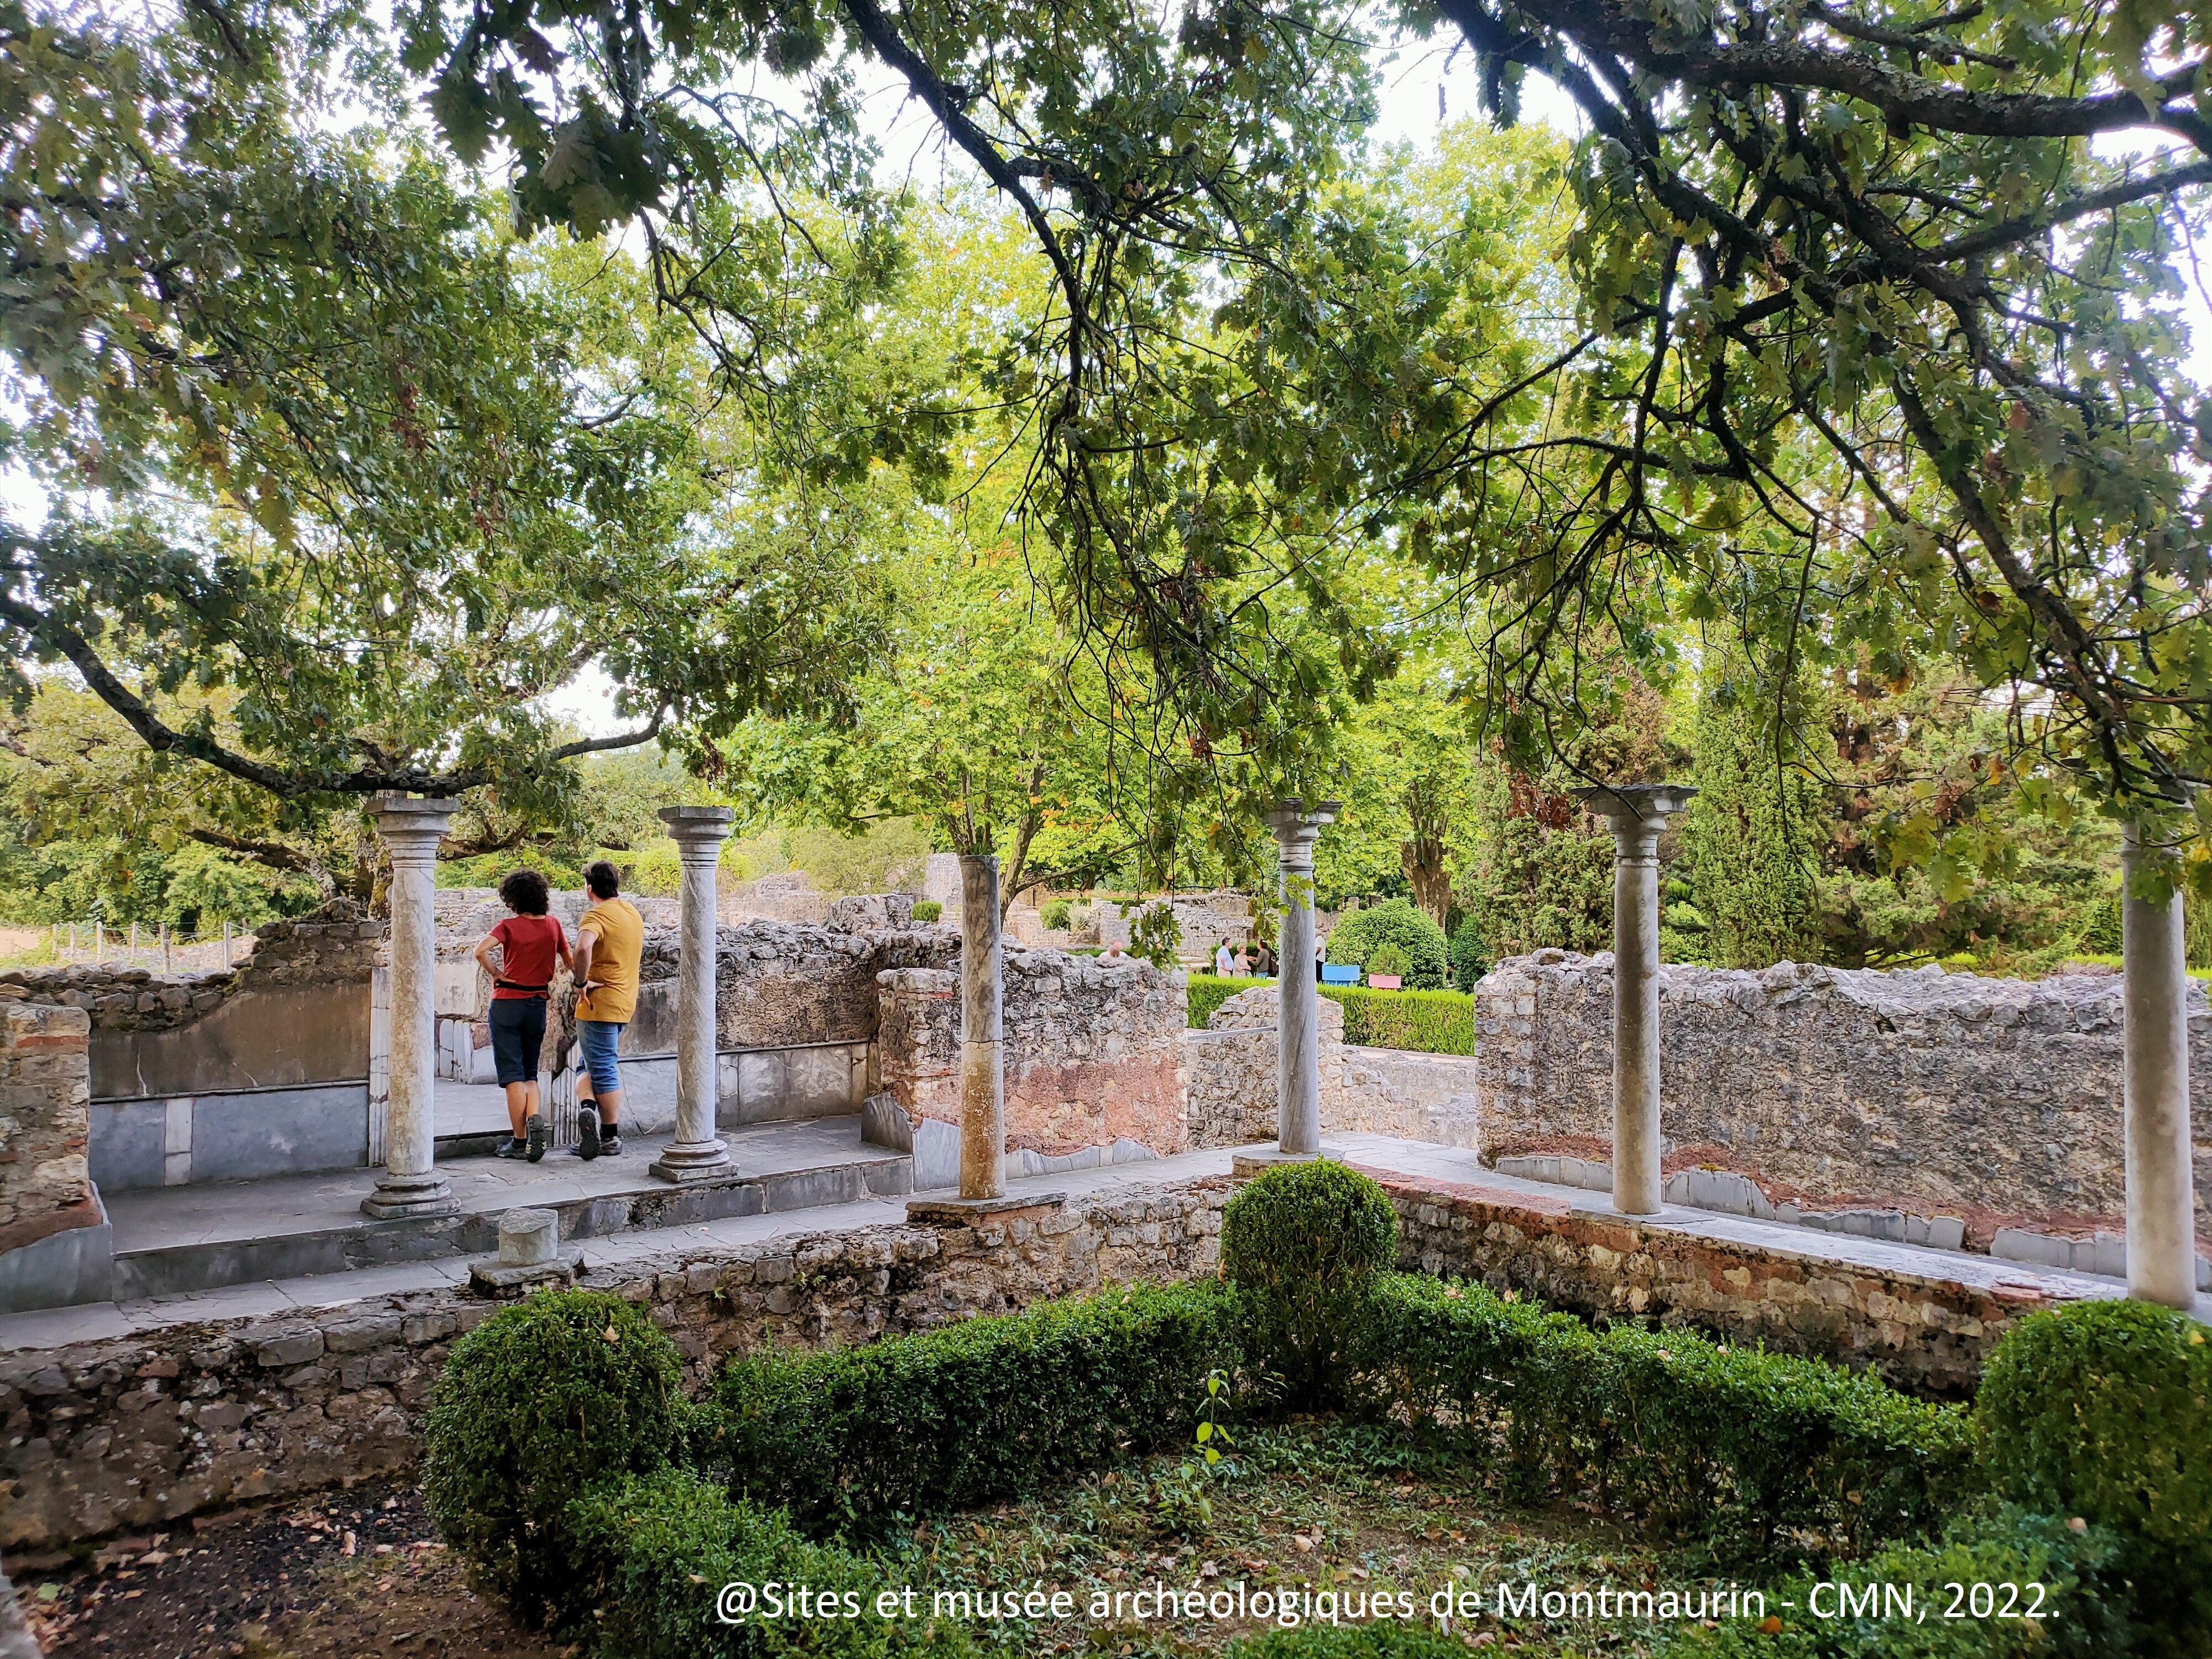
472;869;572;1161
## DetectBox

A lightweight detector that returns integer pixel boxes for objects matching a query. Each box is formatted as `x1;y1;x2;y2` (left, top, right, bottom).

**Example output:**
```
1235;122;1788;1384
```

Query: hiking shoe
494;1137;529;1160
525;1113;547;1162
599;1131;622;1157
577;1109;601;1161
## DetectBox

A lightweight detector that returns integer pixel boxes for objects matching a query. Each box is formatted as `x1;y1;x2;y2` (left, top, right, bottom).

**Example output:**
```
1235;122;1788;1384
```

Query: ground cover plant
424;1164;2208;1658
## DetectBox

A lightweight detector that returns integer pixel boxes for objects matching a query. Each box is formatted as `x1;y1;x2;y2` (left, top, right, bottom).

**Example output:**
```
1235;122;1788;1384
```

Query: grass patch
878;1418;1685;1655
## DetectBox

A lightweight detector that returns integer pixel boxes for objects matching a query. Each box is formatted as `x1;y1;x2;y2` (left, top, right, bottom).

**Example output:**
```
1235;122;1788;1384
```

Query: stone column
1572;783;1697;1215
364;795;458;1220
958;853;1005;1199
650;806;737;1185
1264;799;1340;1156
2121;821;2199;1307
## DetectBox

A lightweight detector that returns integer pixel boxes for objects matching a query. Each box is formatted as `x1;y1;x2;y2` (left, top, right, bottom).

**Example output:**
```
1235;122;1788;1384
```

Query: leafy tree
1682;646;1830;968
727;490;1098;917
407;0;2212;875
1817;653;2120;969
1316;655;1480;925
1458;669;1677;958
2;2;887;838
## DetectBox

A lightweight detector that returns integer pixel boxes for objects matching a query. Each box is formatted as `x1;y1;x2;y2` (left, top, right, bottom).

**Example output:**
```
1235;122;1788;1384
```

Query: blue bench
1320;964;1361;985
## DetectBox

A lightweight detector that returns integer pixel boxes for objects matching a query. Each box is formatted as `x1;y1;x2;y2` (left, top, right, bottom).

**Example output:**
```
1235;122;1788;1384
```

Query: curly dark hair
498;869;552;916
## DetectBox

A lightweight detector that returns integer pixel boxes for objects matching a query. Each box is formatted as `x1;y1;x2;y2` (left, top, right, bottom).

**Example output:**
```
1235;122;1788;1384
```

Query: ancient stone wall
0;1182;1227;1555
1094;890;1255;962
874;949;1189;1157
1370;1164;2060;1397
0;1006;95;1256
1476;951;2212;1245
1;902;382;1040
0;904;385;1102
1184;984;1482;1150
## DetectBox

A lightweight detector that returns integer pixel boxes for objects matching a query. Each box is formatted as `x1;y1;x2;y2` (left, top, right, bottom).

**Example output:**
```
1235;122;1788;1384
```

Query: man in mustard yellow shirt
570;859;643;1159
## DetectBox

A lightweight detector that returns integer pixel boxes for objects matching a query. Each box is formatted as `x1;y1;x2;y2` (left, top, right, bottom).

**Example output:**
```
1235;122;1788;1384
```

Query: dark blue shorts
489;997;547;1087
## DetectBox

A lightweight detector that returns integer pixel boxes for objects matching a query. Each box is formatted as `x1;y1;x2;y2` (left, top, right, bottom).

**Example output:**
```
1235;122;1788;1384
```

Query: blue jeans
577;1019;625;1098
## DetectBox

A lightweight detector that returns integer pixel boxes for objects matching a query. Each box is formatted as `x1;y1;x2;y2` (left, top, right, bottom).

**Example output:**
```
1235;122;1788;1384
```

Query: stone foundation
0;1181;1228;1556
1;1156;2118;1551
1477;951;2212;1245
1370;1163;2077;1397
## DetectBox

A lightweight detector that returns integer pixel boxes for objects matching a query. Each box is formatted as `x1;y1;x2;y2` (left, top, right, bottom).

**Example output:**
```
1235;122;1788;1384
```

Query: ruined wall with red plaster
874;948;1189;1157
0;1003;96;1255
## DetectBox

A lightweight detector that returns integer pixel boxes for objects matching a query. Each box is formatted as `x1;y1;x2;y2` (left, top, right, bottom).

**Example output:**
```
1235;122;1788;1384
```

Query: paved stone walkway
103;1115;900;1259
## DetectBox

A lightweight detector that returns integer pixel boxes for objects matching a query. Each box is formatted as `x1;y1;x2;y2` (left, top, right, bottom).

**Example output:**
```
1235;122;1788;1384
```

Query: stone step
100;1117;910;1303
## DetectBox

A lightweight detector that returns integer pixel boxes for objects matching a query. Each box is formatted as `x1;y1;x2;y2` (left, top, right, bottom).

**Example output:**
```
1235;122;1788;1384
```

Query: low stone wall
1477;951;2212;1245
649;921;955;1053
1369;1164;2072;1397
1;1158;2118;1550
1185;985;1481;1149
874;950;1188;1159
0;1182;1228;1556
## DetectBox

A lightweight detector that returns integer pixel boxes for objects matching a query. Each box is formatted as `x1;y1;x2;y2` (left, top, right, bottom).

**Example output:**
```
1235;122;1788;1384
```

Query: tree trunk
1401;836;1451;930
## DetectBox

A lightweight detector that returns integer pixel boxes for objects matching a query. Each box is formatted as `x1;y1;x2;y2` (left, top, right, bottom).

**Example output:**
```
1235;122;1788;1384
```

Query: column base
1232;1144;1345;1177
360;1173;459;1220
649;1139;735;1184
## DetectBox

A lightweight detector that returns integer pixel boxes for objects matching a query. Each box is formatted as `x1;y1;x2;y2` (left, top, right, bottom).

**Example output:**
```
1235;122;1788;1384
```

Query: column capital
657;804;736;852
1571;782;1697;838
1264;799;1341;859
368;794;456;850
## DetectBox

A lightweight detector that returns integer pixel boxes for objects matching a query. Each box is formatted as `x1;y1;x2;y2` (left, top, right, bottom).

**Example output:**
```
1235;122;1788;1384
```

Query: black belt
495;980;550;998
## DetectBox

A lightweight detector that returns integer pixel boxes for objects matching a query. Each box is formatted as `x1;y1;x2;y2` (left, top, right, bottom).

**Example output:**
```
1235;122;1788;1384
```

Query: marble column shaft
1265;800;1339;1157
2121;822;2199;1307
650;806;736;1183
958;853;1006;1199
1573;784;1695;1217
363;795;457;1220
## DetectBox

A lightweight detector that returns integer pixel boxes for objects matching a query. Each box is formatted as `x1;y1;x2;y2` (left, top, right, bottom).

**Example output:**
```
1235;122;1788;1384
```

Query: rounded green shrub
1041;896;1074;931
424;1288;684;1625
1324;899;1449;989
1364;942;1412;979
909;899;943;924
1220;1160;1397;1406
1974;1298;2211;1647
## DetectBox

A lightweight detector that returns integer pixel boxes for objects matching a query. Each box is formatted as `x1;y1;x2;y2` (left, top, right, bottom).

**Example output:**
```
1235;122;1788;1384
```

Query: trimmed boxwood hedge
1655;1504;2131;1658
1358;1273;1973;1551
424;1251;2203;1659
689;1280;1238;1531
1973;1297;2212;1649
567;1467;985;1658
1187;972;1474;1056
1317;985;1474;1055
422;1289;684;1626
1187;972;1266;1027
1220;1161;1399;1408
